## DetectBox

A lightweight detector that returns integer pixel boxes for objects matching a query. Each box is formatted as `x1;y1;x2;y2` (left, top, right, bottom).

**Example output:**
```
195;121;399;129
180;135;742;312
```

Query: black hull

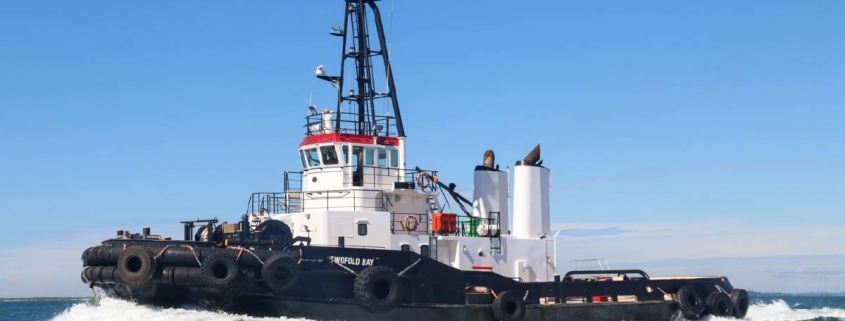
83;239;741;321
100;283;680;321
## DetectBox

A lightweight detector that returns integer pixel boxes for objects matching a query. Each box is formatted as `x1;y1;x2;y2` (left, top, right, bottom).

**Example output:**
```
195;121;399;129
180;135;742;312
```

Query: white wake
50;297;313;321
703;299;845;321
50;297;845;321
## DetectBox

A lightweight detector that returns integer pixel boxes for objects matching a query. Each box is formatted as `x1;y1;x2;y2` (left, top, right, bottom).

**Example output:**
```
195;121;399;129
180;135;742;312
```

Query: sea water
1;294;843;321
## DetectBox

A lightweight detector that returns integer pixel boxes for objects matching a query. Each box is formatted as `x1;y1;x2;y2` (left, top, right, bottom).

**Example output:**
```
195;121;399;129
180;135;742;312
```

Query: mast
320;0;404;138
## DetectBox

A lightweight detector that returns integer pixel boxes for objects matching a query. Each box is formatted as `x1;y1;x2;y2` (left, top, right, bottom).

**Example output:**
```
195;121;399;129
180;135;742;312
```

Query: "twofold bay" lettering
328;256;375;266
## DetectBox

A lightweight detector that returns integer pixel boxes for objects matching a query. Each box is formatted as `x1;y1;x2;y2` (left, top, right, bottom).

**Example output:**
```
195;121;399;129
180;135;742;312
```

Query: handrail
563;269;650;280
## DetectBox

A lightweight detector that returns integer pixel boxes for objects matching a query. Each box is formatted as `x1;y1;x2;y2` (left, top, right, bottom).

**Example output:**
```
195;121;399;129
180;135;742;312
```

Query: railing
245;192;290;216
301;189;386;212
304;111;396;137
457;214;500;237
569;259;611;272
403;169;439;191
246;188;389;216
344;165;403;189
390;212;430;235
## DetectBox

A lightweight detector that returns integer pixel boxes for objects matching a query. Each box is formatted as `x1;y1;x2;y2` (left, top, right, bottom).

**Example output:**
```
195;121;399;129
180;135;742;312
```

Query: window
400;244;410;252
357;223;368;236
305;148;321;167
300;150;309;168
365;148;375;166
420;245;430;257
389;149;399;167
321;146;339;165
378;149;387;167
352;146;363;167
342;145;349;165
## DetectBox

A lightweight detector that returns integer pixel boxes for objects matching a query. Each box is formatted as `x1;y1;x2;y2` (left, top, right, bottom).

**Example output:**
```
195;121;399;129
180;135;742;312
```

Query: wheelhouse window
389;149;399;167
378;149;387;167
342;145;350;165
321;146;339;165
300;150;309;168
365;148;375;166
304;148;321;167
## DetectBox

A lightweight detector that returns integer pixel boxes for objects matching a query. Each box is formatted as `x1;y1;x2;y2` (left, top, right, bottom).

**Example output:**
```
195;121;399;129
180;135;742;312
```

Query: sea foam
703;299;845;321
50;297;845;321
50;297;311;321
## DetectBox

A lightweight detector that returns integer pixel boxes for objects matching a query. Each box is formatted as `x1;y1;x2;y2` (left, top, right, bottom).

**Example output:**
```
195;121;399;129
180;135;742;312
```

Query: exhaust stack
512;144;550;239
472;150;509;236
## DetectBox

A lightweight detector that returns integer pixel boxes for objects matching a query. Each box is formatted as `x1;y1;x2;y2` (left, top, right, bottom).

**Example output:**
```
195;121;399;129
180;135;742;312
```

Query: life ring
491;290;526;321
262;253;300;293
416;172;431;189
730;289;749;319
677;284;706;319
706;292;734;317
200;252;240;287
117;246;157;285
403;215;419;231
353;266;402;313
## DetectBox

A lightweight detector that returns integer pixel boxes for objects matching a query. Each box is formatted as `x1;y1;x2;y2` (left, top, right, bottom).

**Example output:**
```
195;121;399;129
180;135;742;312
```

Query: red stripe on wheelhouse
299;133;399;147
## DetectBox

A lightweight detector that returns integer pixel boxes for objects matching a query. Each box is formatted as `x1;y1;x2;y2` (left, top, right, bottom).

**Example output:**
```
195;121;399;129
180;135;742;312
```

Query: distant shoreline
750;291;845;297
0;297;91;302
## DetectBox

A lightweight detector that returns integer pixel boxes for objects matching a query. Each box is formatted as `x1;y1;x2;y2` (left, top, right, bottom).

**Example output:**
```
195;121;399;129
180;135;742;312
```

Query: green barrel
466;217;480;237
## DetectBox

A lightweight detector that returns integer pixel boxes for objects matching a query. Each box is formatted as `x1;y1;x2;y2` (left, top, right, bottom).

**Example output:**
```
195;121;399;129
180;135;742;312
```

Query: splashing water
43;297;845;321
49;297;313;321
701;299;845;321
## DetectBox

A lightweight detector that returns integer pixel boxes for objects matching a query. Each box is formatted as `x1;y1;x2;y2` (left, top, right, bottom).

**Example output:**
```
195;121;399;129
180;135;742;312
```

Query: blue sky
1;1;843;297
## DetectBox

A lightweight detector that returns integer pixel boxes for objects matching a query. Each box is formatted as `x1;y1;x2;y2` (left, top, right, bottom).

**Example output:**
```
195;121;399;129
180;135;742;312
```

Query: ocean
1;294;843;321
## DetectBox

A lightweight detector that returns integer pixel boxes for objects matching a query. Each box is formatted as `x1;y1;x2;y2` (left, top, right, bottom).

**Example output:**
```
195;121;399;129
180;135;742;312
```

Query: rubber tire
706;292;734;317
81;248;91;267
87;246;101;267
353;266;402;313
200;252;240;287
257;220;293;250
677;284;706;319
731;289;750;319
117;246;157;285
261;254;300;293
491;290;526;321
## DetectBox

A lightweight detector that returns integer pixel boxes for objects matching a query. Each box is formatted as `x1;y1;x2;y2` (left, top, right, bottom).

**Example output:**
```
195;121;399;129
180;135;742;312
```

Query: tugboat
80;1;749;320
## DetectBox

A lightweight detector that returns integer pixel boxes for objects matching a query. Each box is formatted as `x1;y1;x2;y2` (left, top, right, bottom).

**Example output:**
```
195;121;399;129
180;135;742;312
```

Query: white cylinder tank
512;164;551;239
472;168;509;236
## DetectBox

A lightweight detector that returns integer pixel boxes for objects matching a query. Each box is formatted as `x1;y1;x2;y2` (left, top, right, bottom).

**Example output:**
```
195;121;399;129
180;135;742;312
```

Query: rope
81;268;91;285
397;258;421;277
229;246;265;266
153;245;172;263
523;290;530;301
90;287;100;303
331;260;358;276
180;245;202;267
